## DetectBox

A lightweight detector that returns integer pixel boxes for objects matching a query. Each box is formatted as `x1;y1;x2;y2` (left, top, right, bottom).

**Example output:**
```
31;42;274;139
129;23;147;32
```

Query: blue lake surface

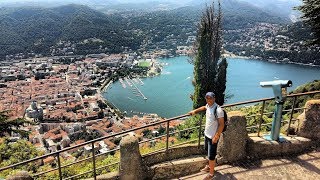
103;56;320;118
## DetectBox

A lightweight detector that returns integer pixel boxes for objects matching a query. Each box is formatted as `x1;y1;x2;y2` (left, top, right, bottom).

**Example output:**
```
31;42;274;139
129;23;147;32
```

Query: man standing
189;92;224;179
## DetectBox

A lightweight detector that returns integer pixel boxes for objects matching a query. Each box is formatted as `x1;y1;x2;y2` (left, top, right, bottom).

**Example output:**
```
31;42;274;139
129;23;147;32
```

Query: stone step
150;155;207;179
178;168;300;180
91;156;207;180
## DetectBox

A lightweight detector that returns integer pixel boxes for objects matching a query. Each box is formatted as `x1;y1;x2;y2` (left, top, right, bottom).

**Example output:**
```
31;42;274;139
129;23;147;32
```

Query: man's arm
212;117;224;143
188;106;206;115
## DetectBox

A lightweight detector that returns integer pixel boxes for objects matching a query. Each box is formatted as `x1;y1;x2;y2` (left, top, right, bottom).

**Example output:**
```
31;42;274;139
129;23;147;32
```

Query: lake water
103;56;320;118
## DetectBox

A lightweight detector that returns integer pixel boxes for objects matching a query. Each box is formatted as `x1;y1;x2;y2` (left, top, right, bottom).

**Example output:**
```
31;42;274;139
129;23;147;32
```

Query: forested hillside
0;4;142;57
1;2;318;65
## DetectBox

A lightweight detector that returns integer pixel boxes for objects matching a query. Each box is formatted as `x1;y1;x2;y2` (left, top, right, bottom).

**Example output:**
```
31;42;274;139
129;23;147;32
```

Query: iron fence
0;91;319;179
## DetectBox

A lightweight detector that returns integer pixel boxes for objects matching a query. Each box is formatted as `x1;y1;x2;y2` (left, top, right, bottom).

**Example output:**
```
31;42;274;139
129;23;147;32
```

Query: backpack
213;105;228;132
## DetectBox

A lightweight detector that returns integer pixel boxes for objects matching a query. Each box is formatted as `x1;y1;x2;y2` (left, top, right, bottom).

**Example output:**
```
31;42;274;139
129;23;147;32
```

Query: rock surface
150;156;207;179
6;171;33;180
298;100;320;140
119;135;146;180
216;111;248;164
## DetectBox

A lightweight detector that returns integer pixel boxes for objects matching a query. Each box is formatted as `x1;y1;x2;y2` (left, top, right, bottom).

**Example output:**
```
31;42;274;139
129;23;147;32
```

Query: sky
0;0;302;15
0;0;301;5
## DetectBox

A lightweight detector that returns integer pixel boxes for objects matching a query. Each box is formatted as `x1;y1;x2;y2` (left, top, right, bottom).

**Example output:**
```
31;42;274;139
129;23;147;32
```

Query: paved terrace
179;147;320;180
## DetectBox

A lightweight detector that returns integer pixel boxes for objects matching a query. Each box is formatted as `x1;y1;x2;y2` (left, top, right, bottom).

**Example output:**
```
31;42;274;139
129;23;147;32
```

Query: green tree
215;57;228;105
191;1;227;108
296;0;320;44
158;125;166;135
0;139;43;177
0;111;30;138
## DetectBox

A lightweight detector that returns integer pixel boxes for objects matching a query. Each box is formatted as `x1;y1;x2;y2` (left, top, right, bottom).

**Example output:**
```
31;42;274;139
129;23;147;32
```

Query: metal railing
0;91;319;179
221;91;319;136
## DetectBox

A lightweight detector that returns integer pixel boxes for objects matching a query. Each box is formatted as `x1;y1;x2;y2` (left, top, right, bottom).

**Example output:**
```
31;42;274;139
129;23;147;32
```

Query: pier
124;77;133;87
99;79;113;91
133;78;139;84
129;77;147;100
119;78;126;88
137;77;144;85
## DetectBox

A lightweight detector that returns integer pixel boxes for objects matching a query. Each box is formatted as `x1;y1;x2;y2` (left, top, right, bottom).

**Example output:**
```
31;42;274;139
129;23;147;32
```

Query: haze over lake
104;56;320;118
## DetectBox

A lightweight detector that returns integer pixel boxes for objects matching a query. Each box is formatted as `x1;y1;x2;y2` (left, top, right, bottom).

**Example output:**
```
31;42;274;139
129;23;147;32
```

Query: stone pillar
6;171;33;180
119;135;146;180
216;111;248;164
298;100;320;140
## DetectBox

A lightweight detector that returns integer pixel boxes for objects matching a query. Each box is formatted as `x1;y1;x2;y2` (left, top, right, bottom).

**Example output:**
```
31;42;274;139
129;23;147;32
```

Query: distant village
0;49;187;164
224;23;320;66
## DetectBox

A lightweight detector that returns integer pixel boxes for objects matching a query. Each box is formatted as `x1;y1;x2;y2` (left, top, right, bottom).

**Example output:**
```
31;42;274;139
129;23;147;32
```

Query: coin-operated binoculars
260;80;292;141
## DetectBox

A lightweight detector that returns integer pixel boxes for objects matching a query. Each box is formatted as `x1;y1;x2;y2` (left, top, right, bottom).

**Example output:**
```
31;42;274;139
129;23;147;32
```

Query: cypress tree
296;0;320;45
192;1;227;109
215;57;227;105
0;111;30;138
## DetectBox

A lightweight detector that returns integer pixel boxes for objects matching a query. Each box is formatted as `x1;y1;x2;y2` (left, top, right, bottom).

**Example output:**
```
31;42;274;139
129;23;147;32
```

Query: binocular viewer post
260;80;292;141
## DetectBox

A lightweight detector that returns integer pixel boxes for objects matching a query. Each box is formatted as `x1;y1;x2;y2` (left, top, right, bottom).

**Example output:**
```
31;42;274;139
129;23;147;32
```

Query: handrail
287;90;320;97
0;114;189;172
222;97;274;108
221;90;320;108
1;90;319;179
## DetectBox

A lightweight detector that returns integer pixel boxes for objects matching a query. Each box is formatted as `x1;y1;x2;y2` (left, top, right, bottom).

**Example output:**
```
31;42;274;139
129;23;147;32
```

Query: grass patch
138;61;151;67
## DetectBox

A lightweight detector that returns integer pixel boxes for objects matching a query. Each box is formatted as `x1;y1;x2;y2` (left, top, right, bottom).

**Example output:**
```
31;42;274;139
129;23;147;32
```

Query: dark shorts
204;136;218;160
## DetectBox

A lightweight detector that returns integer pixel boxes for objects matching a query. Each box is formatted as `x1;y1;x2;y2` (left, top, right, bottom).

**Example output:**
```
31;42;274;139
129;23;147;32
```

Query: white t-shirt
204;103;224;139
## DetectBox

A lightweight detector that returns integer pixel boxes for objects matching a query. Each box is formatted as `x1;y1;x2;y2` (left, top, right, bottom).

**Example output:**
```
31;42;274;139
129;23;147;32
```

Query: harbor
119;78;127;88
103;76;150;117
117;76;147;101
137;77;144;85
128;77;147;100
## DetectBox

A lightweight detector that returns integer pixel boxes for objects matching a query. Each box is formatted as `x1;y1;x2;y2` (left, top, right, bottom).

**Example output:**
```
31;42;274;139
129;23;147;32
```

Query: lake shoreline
104;56;320;118
221;54;320;68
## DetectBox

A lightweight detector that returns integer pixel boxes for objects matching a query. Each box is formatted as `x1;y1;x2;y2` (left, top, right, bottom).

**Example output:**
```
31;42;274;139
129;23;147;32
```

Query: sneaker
201;165;210;172
203;173;214;180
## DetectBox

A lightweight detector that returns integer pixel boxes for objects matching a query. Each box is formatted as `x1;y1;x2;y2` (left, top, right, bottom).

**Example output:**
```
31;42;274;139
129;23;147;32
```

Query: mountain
0;0;120;8
0;1;290;58
238;0;302;21
167;0;289;29
0;4;141;57
221;0;289;28
0;0;301;23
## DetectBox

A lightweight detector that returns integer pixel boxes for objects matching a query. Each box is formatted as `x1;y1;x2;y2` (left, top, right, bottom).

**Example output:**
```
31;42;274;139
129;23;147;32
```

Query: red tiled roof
43;156;55;164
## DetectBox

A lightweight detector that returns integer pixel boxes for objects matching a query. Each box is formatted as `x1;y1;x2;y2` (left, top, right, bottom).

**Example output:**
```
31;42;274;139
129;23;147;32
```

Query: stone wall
119;135;146;180
216;111;248;164
6;171;33;180
297;100;320;140
142;144;205;166
247;136;314;158
149;156;207;179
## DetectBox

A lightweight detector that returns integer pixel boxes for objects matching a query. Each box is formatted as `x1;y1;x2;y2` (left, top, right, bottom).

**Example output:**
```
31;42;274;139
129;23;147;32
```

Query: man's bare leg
203;160;215;180
209;159;215;176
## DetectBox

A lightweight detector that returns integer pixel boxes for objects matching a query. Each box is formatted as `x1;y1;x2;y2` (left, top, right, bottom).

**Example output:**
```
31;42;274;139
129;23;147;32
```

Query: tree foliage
284;80;320;110
0;1;289;59
0;139;43;177
192;1;227;108
0;111;30;138
297;0;320;45
215;58;228;105
0;4;142;58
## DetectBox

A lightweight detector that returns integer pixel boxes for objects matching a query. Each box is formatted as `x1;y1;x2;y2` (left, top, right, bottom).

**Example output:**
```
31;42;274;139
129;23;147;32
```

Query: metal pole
198;114;203;148
257;100;266;137
271;102;283;140
92;142;97;180
166;121;170;151
57;153;62;180
287;96;297;136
